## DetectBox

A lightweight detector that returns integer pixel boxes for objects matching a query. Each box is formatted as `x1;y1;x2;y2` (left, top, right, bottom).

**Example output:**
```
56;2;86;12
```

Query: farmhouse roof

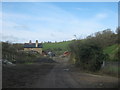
24;43;43;48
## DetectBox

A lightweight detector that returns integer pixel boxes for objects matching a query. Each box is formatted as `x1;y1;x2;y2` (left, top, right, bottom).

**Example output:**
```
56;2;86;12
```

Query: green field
42;41;73;55
103;44;119;61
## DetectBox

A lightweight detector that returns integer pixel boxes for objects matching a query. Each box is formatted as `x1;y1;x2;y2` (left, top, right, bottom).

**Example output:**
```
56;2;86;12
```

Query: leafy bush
69;40;109;71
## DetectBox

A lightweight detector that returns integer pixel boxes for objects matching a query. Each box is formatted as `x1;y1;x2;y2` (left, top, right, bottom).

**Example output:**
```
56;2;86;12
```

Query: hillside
42;40;119;59
103;44;119;61
42;40;73;55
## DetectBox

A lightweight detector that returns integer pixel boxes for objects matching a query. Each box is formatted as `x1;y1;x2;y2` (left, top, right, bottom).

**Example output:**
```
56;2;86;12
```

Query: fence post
101;61;105;68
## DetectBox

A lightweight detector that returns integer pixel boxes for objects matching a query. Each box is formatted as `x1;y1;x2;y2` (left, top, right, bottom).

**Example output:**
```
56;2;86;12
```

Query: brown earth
2;57;119;88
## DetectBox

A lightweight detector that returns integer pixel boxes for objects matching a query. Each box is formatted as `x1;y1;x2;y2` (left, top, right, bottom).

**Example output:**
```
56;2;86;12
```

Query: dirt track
2;57;119;88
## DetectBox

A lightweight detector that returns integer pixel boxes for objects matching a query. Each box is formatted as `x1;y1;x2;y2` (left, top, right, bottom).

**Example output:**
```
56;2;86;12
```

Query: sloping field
103;44;119;60
43;41;72;51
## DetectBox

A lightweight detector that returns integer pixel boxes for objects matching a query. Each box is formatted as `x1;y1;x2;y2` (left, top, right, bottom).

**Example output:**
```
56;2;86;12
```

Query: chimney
36;40;38;47
29;40;32;43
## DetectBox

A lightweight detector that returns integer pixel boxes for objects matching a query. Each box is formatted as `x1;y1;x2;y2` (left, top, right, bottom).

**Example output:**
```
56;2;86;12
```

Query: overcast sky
1;2;118;43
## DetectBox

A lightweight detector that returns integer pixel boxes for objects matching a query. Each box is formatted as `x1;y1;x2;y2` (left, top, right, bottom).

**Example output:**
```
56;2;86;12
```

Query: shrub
69;40;109;71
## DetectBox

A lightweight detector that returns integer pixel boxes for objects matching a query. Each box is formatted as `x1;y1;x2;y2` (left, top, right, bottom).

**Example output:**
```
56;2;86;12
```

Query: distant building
24;40;43;54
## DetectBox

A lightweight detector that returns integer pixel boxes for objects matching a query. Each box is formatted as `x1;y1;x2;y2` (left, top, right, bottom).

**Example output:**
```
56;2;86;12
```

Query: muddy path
2;57;119;88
